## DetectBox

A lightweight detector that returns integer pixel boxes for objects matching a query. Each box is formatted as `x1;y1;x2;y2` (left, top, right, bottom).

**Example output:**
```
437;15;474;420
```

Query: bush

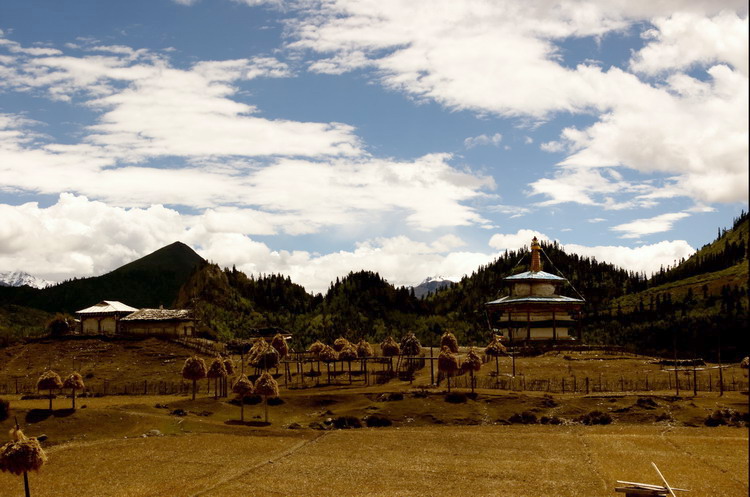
540;415;562;425
332;416;363;429
376;392;404;402
365;415;392;427
636;397;658;410
445;392;467;403
704;409;748;427
541;394;557;408
577;410;612;425
509;411;538;424
0;398;9;422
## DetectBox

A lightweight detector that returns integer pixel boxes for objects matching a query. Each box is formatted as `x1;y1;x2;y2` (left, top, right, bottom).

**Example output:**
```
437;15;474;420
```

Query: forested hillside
2;215;746;360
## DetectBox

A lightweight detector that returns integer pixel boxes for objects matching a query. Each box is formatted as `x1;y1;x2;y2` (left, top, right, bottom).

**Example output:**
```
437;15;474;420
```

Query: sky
0;0;747;293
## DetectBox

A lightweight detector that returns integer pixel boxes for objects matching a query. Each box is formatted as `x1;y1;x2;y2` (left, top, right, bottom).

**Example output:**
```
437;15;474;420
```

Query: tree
36;371;62;412
45;314;74;337
254;372;279;423
231;375;254;423
206;358;228;400
62;373;85;410
182;356;207;401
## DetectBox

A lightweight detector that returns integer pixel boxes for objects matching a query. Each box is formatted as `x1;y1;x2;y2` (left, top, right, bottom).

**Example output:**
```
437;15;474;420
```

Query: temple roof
486;295;584;306
504;270;566;282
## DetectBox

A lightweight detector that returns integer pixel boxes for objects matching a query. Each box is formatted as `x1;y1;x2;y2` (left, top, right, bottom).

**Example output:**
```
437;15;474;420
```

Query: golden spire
530;236;541;272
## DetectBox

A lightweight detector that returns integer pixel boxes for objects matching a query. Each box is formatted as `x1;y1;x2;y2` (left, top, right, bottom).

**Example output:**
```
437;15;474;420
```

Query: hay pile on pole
356;340;373;358
248;339;280;371
182;356;207;401
438;347;460;392
440;331;459;353
254;372;279;423
62;372;85;410
1;424;47;497
339;344;358;384
271;334;289;359
319;345;338;384
485;336;507;384
36;371;62;412
333;337;351;352
307;340;326;357
207;358;228;400
400;332;422;357
223;356;235;397
381;336;400;374
232;376;254;422
461;348;482;393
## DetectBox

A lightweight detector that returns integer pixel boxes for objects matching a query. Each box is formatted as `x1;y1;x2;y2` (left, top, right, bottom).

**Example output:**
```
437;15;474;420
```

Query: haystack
254;372;280;423
484;336;507;356
438;346;460;392
232;376;254;422
319;345;338;363
741;357;749;369
440;331;459;353
248;339;280;371
271;334;289;359
333;337;351;352
356;339;373;358
36;370;62;412
307;340;326;357
339;344;358;362
0;427;47;497
182;356;207;401
400;332;422;357
485;335;507;384
207;358;228;400
223;356;235;375
461;348;482;393
62;372;85;410
380;336;400;357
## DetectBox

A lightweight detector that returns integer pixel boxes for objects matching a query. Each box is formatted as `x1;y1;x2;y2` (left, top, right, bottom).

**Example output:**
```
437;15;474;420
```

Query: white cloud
588;218;606;223
0;195;493;293
283;1;748;206
487;204;531;218
464;133;502;148
488;229;550;251
611;212;690;238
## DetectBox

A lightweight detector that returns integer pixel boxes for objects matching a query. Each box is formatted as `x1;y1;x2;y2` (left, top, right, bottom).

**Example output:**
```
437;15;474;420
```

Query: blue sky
0;0;747;292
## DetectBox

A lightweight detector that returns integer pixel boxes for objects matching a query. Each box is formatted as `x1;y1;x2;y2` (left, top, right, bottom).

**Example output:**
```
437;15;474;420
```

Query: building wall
121;321;195;337
512;283;531;296
530;283;556;297
508;327;572;340
81;316;117;335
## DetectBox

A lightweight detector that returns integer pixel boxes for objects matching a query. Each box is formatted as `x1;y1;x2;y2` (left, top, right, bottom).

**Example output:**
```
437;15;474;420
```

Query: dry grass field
1;339;747;496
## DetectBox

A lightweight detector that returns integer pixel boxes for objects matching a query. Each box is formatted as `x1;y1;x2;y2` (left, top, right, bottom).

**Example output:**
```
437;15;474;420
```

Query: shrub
445;392;467;404
705;409;747;427
541;394;557;408
365;415;392;427
332;416;363;429
540;416;562;425
577;410;612;425
509;411;538;424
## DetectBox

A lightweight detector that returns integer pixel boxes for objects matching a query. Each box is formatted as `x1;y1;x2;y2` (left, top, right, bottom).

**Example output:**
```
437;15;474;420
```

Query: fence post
585;377;589;395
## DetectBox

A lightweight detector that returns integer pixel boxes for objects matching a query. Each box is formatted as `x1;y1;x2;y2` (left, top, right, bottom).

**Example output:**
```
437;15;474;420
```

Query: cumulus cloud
0;195;493;292
283;1;748;206
487;228;695;275
464;133;502;148
611;212;691;238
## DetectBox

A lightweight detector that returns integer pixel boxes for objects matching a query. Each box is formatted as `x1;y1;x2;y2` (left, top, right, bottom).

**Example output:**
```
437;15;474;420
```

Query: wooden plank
652;462;678;497
617;481;689;492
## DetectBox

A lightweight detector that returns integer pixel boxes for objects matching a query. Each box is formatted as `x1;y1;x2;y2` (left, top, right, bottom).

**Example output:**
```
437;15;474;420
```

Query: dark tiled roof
121;308;192;321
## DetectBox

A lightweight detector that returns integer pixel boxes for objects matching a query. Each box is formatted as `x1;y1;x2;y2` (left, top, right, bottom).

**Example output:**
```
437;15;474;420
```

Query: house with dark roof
76;300;139;335
485;237;584;342
120;307;195;337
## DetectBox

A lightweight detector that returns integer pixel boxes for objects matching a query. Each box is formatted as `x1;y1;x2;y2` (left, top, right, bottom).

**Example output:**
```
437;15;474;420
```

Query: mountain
0;241;206;314
412;276;454;299
0;270;53;289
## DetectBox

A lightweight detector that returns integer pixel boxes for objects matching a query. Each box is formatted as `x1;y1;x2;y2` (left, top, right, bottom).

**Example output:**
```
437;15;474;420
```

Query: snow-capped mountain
0;270;53;289
411;276;455;299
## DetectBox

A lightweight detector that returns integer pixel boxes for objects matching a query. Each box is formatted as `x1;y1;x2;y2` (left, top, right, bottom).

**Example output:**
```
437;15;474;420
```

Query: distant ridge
412;276;454;299
0;270;53;289
0;241;205;313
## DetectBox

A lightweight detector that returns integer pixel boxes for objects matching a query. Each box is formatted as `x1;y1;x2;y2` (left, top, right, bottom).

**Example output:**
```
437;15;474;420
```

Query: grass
0;422;745;497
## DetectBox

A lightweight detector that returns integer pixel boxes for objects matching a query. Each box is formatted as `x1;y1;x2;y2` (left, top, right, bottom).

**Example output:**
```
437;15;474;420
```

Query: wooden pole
430;347;435;385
